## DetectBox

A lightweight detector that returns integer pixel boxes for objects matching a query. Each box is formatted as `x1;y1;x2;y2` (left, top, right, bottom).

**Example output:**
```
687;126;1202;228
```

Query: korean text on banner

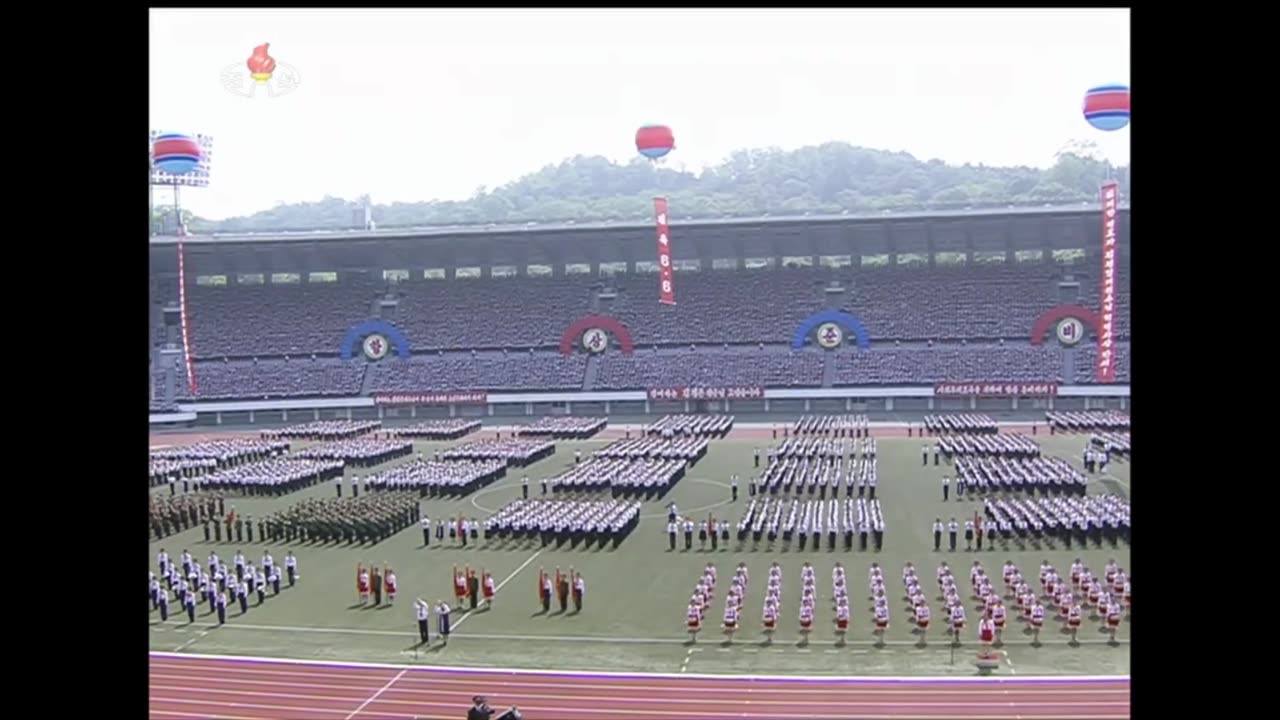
1096;181;1119;383
654;197;675;305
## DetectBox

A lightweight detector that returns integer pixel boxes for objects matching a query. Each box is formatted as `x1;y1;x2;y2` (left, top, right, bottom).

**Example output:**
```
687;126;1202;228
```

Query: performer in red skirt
978;617;995;652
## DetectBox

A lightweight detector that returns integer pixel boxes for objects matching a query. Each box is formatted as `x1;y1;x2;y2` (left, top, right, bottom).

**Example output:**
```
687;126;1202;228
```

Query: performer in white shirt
285;551;298;586
415;598;431;644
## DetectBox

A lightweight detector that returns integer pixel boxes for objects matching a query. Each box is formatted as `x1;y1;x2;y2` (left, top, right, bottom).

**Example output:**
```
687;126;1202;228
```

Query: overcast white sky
149;8;1130;220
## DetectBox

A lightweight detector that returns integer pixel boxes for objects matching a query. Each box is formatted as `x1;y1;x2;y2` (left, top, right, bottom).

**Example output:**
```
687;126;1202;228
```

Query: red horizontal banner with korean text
371;392;489;406
655;197;675;305
647;386;765;401
1096;181;1119;383
934;383;1059;398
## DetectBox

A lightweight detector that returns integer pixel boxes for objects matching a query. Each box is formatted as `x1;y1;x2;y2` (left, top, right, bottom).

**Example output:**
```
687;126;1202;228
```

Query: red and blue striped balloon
635;124;675;160
152;132;203;175
1082;85;1130;132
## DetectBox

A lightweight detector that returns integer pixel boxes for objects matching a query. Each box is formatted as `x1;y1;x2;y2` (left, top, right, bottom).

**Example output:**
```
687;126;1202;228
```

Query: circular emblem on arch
815;322;844;349
790;310;871;350
559;315;635;355
1055;317;1085;346
362;333;390;361
581;328;609;354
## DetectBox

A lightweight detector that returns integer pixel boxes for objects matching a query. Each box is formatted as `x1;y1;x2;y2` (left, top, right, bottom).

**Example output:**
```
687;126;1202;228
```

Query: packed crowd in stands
385;419;481;440
594;436;709;462
924;414;999;435
153;263;1133;401
550;457;688;499
482;499;642;549
262;420;381;441
440;438;556;466
365;459;506;497
938;434;1041;460
756;454;879;498
646;414;734;438
173;358;366;400
365;352;588;393
199;458;346;495
832;344;1063;387
596;347;823;390
176;265;1130;358
517;416;607;439
1048;411;1130;432
953;456;1088;496
1073;344;1132;384
294;438;415;466
980;495;1130;547
791;415;870;437
735;497;885;551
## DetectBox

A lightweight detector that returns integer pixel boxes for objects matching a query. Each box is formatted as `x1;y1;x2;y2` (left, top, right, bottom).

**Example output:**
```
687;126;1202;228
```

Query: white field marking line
1099;472;1131;489
151;650;1131;684
343;668;408;720
451;548;542;632
1005;655;1017;675
172;625;215;653
152;671;1129;700
148;684;1131;710
161;621;1130;648
680;647;694;673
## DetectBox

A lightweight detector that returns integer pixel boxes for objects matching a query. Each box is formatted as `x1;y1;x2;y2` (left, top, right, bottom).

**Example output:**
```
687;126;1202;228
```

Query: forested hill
190;142;1131;233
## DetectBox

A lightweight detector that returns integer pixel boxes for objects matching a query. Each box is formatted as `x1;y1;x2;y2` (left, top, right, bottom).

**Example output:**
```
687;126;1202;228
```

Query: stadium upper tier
170;264;1129;358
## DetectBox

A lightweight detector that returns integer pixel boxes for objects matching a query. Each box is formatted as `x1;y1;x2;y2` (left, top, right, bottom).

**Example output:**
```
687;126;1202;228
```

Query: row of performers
484;506;640;550
537;567;585;613
355;563;399;606
906;560;1129;645
451;565;498;610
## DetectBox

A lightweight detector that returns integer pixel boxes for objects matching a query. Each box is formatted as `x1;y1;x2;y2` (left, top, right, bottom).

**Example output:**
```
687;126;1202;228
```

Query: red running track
150;653;1130;720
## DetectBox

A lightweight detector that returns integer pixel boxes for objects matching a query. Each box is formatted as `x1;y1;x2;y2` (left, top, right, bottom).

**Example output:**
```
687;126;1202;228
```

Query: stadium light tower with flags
149;131;214;236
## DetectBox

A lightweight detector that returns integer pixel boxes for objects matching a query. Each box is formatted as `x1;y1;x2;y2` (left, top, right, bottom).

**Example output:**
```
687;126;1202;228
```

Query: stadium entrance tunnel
340;320;412;360
559;316;635;355
1029;305;1100;345
790;310;871;350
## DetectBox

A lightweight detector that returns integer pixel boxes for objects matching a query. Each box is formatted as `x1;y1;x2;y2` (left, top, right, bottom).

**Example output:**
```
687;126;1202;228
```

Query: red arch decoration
559;315;635;355
1029;304;1100;345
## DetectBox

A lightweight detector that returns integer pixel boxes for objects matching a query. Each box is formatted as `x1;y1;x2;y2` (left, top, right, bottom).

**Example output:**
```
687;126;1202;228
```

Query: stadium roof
151;201;1130;247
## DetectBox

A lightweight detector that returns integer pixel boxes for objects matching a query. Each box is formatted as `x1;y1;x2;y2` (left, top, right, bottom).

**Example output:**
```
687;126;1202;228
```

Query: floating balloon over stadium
1082;84;1130;132
151;132;204;175
635;124;675;160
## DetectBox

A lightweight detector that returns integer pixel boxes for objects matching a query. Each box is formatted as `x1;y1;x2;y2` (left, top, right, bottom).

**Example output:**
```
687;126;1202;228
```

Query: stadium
149;203;1132;719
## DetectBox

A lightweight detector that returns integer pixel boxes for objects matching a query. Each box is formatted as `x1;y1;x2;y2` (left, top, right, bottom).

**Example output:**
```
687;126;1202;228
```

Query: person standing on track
285;551;298;587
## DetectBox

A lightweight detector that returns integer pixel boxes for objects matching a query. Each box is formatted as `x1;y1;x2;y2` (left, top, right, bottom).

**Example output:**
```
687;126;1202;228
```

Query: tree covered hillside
191;141;1130;234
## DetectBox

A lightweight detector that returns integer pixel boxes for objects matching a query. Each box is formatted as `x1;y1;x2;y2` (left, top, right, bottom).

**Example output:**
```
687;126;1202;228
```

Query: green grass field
148;432;1130;677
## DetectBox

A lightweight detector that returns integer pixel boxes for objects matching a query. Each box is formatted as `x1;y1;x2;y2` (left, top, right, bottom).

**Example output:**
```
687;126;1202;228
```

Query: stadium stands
151;260;1131;402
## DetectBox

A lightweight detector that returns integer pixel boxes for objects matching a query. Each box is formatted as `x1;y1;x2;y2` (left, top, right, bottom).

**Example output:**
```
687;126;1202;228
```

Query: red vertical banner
654;197;675;305
176;231;199;395
1096;181;1119;383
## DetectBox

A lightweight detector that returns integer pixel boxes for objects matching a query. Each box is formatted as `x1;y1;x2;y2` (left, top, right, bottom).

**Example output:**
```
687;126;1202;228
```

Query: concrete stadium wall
152;386;1128;429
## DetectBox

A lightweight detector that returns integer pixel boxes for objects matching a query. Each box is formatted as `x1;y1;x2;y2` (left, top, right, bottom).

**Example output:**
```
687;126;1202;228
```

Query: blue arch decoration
790;310;871;350
340;320;412;360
